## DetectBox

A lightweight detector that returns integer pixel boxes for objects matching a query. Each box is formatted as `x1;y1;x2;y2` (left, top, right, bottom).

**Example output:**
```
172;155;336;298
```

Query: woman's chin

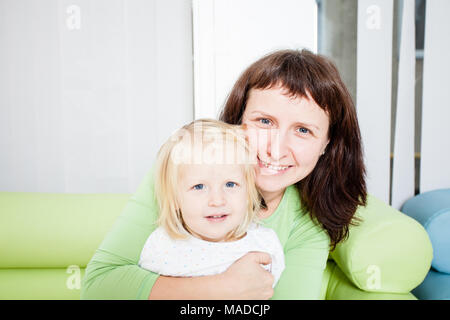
256;176;291;196
255;169;304;197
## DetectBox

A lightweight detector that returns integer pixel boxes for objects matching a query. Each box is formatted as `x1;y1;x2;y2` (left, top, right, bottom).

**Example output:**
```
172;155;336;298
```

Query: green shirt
81;168;330;300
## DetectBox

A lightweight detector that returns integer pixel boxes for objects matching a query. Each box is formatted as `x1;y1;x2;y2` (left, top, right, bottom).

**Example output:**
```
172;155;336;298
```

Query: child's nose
208;189;226;207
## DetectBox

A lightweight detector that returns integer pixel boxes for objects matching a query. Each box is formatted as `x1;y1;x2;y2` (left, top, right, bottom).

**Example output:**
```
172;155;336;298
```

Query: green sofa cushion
0;192;432;299
323;260;417;300
0;268;85;300
0;192;130;268
330;195;433;293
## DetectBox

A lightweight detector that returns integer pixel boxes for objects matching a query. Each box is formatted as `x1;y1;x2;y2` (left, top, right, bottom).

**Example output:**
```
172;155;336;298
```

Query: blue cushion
412;269;450;300
401;189;450;274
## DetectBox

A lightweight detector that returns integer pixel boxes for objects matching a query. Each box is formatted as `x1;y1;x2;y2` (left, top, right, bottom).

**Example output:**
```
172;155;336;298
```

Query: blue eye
259;118;271;126
225;182;237;188
193;184;204;190
297;127;309;134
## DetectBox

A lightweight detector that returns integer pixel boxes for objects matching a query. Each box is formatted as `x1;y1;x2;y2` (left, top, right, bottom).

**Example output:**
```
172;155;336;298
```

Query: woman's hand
219;251;274;300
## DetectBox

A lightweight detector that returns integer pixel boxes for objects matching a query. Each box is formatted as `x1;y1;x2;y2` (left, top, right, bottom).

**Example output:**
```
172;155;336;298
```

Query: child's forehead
172;136;253;166
177;163;246;180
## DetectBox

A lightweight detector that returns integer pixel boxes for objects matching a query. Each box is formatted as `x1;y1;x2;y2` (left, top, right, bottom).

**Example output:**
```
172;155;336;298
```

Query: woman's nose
267;128;288;161
208;189;226;207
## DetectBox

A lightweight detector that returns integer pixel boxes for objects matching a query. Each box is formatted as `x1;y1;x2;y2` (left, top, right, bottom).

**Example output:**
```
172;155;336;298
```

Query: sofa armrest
401;189;450;274
323;260;417;300
330;195;433;293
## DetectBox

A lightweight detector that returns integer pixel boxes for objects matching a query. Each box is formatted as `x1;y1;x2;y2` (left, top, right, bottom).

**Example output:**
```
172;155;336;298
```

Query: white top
138;223;285;287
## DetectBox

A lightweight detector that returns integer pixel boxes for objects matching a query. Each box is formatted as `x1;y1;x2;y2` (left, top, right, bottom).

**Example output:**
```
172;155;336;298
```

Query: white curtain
420;0;450;193
356;0;394;204
391;0;415;209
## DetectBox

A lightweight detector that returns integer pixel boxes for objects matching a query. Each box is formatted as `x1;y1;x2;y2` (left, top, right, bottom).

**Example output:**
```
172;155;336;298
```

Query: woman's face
241;86;330;198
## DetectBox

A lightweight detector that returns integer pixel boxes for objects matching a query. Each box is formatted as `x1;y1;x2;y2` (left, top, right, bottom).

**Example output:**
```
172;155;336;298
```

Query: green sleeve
271;207;330;300
81;168;160;300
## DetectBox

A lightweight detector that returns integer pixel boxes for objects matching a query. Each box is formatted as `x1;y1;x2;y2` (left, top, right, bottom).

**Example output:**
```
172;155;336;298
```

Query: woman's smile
257;155;293;175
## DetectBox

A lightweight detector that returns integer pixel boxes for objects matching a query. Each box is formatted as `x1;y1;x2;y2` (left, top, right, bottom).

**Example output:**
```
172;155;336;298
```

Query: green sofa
0;191;433;300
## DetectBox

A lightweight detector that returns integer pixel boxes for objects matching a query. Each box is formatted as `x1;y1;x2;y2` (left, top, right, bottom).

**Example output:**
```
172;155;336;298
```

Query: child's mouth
205;214;228;222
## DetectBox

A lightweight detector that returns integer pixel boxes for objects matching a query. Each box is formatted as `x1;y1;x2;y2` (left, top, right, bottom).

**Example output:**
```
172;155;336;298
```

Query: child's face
177;163;249;242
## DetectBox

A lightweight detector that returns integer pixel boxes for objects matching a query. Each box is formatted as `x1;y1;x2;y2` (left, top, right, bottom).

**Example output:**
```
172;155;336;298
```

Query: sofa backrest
0;192;130;269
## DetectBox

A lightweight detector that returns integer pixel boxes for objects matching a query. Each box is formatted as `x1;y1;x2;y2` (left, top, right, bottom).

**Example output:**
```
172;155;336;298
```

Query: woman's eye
193;184;204;190
225;182;237;188
297;127;309;134
259;118;272;126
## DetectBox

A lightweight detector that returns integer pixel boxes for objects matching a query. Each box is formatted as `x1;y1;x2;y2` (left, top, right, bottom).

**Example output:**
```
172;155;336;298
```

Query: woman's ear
322;139;330;155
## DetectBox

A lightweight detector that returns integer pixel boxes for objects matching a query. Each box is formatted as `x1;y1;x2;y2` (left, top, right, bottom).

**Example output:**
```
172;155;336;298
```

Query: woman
81;49;367;300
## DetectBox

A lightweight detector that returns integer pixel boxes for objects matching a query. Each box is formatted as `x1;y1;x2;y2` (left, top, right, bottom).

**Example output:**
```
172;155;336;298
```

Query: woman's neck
259;188;286;219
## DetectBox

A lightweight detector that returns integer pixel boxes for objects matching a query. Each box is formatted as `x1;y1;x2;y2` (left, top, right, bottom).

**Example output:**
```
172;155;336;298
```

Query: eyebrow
249;111;321;131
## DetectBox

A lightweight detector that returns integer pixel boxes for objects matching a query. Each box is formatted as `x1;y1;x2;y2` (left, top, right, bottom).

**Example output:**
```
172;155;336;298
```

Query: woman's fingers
244;251;275;292
247;251;272;265
222;251;275;299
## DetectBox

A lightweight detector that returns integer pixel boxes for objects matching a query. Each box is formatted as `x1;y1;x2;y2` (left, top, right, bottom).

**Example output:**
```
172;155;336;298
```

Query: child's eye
225;182;237;188
193;184;204;190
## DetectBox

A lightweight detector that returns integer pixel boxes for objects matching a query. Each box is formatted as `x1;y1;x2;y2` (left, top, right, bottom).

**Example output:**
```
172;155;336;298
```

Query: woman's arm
81;169;161;299
149;252;274;299
81;168;274;300
271;213;330;300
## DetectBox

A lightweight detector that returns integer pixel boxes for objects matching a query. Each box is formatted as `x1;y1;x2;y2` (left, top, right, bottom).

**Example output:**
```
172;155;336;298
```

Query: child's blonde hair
154;118;261;241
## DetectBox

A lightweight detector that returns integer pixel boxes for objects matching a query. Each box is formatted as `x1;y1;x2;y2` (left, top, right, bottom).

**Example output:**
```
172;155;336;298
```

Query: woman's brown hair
219;49;367;251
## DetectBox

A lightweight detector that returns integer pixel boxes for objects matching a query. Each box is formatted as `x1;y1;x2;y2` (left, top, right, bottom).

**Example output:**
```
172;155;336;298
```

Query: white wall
1;0;449;198
193;0;318;119
0;0;193;193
